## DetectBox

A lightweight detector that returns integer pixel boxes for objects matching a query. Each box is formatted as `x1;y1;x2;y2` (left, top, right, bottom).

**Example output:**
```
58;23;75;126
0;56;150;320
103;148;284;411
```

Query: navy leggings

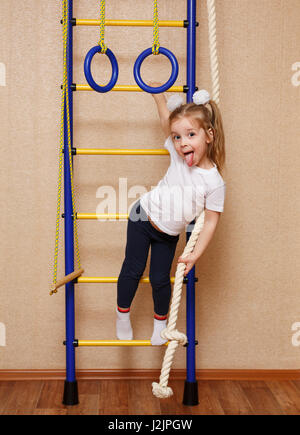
117;201;179;316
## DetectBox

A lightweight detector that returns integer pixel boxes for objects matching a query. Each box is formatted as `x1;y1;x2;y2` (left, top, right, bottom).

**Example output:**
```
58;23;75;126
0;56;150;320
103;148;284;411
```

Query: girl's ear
206;128;214;143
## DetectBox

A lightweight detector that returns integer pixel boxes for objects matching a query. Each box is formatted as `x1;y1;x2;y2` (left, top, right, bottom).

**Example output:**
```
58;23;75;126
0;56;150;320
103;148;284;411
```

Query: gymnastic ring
84;46;119;93
133;47;179;94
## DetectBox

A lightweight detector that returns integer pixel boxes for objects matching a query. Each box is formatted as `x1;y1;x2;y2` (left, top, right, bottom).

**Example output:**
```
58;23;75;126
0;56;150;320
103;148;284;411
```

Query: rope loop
98;41;108;54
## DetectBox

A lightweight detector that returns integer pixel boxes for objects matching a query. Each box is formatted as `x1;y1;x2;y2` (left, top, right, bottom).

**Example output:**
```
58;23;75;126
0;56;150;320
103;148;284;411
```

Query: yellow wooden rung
77;340;169;347
76;19;185;28
77;277;175;284
76;149;169;156
76;85;184;93
77;214;129;220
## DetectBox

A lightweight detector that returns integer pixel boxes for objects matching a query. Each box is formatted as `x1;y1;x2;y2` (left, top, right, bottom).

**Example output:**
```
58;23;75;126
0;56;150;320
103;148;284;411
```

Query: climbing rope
51;0;82;295
152;0;220;399
98;0;107;54
207;0;220;104
152;213;205;398
152;0;160;55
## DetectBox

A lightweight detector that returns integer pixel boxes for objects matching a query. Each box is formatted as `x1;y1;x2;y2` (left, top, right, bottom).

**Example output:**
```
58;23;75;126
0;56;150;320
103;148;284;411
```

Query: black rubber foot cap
63;380;79;406
183;381;199;406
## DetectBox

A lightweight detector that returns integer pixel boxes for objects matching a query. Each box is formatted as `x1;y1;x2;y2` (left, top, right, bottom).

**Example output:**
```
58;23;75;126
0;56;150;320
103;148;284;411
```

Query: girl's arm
150;83;171;139
178;209;221;276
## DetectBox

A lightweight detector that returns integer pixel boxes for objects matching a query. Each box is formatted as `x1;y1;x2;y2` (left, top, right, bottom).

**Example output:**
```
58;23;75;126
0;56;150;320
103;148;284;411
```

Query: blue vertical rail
183;0;199;406
63;0;79;406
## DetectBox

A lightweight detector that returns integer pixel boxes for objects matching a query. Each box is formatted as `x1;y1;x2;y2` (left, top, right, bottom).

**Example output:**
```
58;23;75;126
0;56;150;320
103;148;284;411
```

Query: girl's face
171;117;213;168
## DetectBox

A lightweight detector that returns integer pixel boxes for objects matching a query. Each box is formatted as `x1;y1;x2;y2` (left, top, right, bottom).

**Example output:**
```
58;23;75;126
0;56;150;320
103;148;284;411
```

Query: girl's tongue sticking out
184;151;194;167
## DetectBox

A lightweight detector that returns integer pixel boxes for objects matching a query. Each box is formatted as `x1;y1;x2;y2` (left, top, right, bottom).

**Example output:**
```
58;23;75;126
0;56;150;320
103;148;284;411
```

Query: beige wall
0;0;300;371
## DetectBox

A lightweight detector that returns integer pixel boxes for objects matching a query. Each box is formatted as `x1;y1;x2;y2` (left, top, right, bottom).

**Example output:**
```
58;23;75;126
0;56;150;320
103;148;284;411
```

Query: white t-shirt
139;135;226;236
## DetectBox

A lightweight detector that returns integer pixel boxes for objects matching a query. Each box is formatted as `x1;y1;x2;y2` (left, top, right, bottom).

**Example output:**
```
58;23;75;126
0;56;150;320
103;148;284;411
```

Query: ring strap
152;0;160;55
98;0;107;54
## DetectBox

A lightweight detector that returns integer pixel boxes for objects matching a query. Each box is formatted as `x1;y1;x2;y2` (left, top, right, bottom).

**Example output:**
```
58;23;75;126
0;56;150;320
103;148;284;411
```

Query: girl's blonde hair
169;100;226;175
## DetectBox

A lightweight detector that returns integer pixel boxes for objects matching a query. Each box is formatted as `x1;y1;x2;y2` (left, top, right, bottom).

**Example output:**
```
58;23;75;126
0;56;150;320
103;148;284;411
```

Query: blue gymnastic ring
133;47;179;94
84;46;119;93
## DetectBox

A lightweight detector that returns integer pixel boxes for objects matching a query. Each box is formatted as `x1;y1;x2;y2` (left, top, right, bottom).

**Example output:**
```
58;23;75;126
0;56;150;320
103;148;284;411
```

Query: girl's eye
174;135;180;140
189;132;195;137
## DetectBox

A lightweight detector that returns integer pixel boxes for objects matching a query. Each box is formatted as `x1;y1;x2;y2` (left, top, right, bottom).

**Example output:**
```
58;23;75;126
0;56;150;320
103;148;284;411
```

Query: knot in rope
161;329;187;346
152;383;173;399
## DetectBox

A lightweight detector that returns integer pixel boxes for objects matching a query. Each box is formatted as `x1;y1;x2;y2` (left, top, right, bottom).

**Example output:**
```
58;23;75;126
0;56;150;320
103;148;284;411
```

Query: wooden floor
1;380;300;415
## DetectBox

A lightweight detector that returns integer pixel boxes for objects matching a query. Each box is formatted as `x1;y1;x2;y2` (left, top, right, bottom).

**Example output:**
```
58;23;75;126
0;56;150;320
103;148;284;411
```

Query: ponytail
207;100;226;175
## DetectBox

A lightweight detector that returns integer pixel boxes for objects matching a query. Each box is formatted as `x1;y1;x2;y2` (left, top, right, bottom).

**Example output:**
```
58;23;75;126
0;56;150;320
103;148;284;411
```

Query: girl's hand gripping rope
177;253;198;277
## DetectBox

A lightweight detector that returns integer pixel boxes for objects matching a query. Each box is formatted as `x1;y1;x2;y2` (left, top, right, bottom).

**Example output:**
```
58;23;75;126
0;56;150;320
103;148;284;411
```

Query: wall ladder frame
62;0;199;407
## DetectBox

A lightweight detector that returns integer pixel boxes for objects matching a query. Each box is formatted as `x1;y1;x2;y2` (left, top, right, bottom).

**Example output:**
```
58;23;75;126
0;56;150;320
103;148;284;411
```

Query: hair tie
166;94;185;112
192;89;210;105
167;89;211;112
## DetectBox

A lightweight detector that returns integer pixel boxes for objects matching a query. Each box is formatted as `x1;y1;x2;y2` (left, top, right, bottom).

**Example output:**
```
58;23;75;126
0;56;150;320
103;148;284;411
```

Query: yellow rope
52;0;81;294
152;0;160;55
98;0;107;53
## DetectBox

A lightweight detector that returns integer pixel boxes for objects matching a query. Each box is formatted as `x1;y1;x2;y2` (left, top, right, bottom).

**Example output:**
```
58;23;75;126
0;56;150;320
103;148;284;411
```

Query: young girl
116;88;226;345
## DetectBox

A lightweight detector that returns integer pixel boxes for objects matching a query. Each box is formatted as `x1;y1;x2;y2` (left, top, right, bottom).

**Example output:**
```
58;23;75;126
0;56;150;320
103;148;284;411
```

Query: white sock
116;308;133;340
151;318;168;346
